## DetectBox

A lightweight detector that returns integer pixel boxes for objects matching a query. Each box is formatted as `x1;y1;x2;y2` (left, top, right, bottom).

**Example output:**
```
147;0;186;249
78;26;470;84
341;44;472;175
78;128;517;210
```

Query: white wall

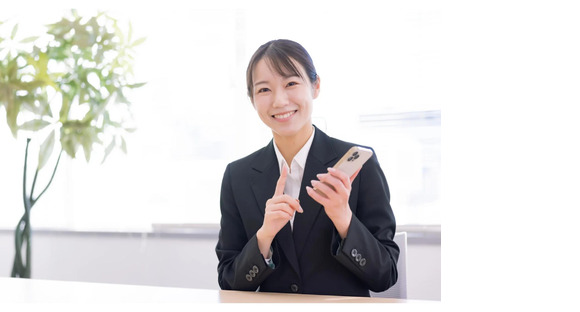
0;229;440;300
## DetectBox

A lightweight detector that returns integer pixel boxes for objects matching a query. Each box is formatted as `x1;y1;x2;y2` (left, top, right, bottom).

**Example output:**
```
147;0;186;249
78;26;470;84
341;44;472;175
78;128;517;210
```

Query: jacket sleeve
331;151;400;292
215;164;275;291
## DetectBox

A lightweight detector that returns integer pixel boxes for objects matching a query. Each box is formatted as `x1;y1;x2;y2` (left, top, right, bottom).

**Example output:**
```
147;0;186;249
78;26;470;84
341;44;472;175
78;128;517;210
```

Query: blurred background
0;0;441;300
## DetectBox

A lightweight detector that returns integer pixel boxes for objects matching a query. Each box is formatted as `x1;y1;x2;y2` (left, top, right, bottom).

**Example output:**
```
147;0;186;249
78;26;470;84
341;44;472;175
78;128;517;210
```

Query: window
0;1;441;231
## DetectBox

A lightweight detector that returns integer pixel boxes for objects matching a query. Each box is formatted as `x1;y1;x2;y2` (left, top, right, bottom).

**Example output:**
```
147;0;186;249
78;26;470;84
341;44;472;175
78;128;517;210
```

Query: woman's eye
257;88;270;93
287;81;298;87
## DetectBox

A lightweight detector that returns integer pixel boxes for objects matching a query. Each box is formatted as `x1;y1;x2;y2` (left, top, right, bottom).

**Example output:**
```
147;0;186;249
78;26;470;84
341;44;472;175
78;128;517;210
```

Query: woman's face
251;58;320;141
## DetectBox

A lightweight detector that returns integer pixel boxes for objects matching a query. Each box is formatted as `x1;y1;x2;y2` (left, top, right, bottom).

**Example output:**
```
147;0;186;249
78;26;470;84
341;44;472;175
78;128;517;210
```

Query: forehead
253;57;306;83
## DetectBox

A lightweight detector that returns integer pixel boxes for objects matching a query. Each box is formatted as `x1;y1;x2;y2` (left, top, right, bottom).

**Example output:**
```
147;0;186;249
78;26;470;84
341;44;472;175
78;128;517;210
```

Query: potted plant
0;10;145;278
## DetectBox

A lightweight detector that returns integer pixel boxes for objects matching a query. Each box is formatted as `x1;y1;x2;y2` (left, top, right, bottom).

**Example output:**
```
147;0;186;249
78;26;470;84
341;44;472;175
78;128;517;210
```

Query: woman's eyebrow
255;74;300;87
254;80;269;86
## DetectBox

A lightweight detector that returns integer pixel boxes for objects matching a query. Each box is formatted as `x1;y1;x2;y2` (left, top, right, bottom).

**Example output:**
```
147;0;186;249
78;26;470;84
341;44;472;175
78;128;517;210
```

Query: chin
272;123;310;138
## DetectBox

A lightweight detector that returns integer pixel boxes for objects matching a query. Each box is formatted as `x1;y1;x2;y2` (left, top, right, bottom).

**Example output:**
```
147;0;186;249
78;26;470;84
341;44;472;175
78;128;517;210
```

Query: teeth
274;111;294;119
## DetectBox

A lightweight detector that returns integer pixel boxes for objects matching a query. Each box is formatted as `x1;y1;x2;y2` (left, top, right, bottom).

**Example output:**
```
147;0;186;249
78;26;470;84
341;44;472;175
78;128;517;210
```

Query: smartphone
314;146;373;195
333;146;374;176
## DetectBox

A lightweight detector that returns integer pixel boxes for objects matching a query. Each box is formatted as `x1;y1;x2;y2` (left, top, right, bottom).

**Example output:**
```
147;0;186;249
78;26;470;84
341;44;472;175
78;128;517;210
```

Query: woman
215;39;399;297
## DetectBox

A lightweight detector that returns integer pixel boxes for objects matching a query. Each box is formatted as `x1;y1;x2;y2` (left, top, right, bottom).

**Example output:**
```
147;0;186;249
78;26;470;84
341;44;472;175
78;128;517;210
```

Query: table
0;277;413;303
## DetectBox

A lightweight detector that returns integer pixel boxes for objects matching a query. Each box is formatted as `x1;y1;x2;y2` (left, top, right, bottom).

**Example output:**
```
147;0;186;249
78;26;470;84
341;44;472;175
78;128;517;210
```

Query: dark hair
246;39;318;102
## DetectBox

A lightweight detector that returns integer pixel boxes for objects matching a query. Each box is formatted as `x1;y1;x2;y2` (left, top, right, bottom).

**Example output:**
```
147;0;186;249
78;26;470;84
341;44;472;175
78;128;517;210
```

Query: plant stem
32;149;63;205
12;139;32;278
11;139;63;278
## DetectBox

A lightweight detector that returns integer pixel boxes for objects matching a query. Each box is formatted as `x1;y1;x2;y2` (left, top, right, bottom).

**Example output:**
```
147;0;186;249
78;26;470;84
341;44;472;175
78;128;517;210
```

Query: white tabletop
0;277;413;303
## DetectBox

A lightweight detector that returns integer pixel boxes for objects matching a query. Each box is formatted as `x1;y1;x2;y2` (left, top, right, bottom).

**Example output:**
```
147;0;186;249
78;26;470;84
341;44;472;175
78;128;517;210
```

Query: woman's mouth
272;110;297;119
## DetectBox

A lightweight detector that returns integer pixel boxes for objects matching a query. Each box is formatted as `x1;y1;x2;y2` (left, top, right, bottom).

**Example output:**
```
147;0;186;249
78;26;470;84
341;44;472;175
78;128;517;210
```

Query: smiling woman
249;42;320;159
0;1;441;231
215;39;399;296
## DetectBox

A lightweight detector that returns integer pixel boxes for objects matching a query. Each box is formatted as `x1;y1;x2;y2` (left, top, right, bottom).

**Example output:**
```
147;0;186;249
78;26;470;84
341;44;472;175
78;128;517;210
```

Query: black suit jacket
215;127;399;297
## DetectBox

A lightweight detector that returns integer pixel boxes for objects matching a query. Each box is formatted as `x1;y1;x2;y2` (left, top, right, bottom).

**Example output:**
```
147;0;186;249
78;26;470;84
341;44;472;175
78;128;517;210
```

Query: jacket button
290;284;299;292
246;274;253;282
351;249;358;257
360;258;366;266
249;271;256;277
252;265;259;274
355;254;362;262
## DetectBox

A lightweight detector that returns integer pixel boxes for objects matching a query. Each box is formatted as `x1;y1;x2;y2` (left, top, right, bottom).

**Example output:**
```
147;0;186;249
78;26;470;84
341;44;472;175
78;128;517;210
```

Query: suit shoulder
226;143;273;173
325;134;376;155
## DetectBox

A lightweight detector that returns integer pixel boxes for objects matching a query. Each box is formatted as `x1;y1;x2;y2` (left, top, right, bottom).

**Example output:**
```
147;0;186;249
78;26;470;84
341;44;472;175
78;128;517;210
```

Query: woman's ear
312;75;321;99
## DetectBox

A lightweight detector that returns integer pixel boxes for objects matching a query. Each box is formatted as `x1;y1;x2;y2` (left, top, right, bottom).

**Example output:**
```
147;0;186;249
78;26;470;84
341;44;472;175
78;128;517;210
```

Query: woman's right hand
256;164;303;258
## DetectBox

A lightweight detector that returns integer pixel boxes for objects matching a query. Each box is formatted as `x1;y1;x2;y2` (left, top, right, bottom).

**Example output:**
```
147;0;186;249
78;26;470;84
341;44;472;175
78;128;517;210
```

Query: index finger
274;164;288;196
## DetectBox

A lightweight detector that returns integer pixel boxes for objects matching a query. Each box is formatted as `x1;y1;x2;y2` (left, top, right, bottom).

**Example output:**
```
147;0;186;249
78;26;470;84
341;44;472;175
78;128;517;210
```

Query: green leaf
59;95;71;122
128;22;133;43
11;23;19;40
20;36;39;44
127;82;146;88
120;136;127;154
101;139;116;164
81;133;92;162
60;128;77;158
38;129;56;170
130;37;146;48
19;119;51;131
5;97;20;137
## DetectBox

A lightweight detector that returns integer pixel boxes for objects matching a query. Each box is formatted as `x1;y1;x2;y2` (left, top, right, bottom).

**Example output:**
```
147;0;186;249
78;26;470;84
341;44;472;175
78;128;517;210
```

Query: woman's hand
256;165;303;258
306;167;360;239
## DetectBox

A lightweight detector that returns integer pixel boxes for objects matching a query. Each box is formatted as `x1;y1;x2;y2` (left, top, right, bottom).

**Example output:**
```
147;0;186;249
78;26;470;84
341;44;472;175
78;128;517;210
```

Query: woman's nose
272;90;289;107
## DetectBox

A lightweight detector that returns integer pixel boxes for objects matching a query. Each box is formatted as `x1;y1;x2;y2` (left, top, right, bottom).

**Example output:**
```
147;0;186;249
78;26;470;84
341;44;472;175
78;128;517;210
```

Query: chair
370;231;408;299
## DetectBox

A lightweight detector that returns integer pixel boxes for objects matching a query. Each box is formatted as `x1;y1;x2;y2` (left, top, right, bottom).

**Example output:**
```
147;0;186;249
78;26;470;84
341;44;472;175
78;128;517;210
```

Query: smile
272;110;297;119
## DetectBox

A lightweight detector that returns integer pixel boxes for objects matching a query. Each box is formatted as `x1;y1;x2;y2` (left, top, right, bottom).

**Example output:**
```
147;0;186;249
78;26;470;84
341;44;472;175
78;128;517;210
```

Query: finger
326;168;354;193
327;167;351;186
316;173;346;195
283;195;303;213
306;186;329;205
269;194;303;213
311;180;336;198
350;169;361;182
269;211;293;220
267;203;296;218
275;194;304;213
273;164;288;197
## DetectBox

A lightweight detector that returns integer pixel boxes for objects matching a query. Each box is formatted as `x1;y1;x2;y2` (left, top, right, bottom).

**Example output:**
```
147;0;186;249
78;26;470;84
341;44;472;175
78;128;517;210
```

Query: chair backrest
370;231;408;299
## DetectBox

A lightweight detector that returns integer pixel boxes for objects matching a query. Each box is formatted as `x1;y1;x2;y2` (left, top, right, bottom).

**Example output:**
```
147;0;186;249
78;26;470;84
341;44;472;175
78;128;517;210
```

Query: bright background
2;0;580;307
0;0;441;231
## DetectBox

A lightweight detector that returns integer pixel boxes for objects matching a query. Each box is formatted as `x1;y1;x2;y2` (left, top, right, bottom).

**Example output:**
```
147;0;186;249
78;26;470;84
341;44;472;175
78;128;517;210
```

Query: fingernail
298;206;304;213
316;174;323;179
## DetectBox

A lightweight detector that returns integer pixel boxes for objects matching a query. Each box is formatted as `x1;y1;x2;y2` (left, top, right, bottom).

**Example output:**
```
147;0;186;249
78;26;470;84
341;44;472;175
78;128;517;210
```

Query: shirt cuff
264;248;275;269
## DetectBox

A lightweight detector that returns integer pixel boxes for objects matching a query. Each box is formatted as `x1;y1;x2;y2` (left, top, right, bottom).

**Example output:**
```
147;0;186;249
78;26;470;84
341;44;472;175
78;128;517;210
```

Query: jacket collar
250;125;337;172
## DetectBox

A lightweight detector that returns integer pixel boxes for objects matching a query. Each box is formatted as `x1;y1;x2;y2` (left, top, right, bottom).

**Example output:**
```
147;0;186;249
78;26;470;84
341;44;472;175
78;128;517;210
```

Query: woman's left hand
306;167;360;239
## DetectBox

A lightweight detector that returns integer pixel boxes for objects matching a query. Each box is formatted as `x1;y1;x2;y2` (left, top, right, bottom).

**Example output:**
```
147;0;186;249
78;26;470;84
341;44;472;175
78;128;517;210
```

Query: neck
273;125;314;166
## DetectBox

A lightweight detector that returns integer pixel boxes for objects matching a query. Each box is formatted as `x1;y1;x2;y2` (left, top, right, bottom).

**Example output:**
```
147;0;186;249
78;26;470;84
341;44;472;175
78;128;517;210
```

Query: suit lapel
249;141;301;276
292;128;340;258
